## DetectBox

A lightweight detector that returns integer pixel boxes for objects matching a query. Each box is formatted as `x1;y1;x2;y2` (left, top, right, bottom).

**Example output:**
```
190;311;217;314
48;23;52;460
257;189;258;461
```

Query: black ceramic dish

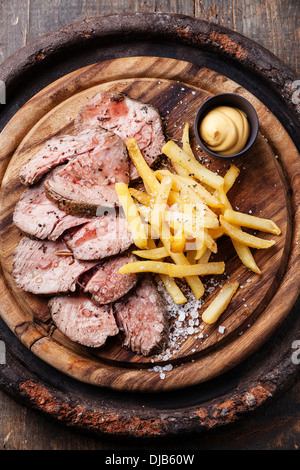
194;93;259;158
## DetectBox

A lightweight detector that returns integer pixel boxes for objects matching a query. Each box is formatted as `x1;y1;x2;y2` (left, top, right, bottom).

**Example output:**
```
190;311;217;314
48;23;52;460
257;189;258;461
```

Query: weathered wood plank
0;1;298;72
195;0;299;73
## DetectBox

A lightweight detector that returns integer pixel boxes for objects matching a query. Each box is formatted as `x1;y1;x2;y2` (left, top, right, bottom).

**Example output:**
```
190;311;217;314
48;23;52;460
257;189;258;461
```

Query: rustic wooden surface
0;0;299;451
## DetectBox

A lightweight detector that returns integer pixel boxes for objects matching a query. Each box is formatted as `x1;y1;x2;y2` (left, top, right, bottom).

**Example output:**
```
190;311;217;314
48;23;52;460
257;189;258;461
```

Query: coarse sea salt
151;275;221;366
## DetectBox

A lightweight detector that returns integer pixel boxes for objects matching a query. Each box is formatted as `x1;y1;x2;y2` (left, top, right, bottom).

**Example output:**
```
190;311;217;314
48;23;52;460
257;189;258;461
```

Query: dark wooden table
0;0;299;451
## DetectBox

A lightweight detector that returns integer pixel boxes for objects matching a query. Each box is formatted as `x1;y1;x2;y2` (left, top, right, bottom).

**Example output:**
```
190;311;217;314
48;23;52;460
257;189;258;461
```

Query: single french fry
162;140;224;190
231;240;262;274
170;123;195;178
160;274;187;304
115;182;148;249
216;173;261;274
202;281;239;324
182;122;194;158
129;188;155;207
126;137;160;196
223;208;281;235
118;260;225;277
223;164;240;193
205;228;218;252
132;246;169;260
194;241;207;260
208;226;224;240
198;248;212;264
220;216;275;249
151;175;173;232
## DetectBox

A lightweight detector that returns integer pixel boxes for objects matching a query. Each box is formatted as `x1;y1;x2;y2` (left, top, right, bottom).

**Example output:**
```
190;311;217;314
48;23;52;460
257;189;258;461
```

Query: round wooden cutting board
0;56;299;393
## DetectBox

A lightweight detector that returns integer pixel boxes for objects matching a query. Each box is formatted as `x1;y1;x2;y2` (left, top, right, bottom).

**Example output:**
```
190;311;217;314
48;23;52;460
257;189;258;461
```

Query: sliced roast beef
75;91;166;180
114;276;169;356
49;295;119;348
66;213;133;261
13;181;90;240
12;237;97;295
19;126;108;186
44;127;129;216
84;253;139;305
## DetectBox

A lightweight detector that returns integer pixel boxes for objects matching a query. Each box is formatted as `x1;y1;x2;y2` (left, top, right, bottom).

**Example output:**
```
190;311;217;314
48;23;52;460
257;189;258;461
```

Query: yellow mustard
199;106;250;155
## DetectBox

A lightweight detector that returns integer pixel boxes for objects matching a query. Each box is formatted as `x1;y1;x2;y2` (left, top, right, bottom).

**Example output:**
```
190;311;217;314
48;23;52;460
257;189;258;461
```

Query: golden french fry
132;246;169;260
208;226;224;239
202;281;239;324
223;208;281;235
115;182;148;249
182;122;194;158
118;260;225;277
169;123;194;178
162;140;224;190
129;188;155;207
151;175;173;232
231;240;261;274
216;172;261;274
126;137;160;196
198;248;212;264
159;274;187;304
220;216;275;249
223;164;240;193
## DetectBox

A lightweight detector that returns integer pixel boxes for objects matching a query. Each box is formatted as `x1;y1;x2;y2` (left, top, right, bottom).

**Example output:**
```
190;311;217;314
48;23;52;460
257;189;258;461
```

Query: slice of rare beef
44;127;129;216
49;295;119;348
114;276;169;356
84;253;139;305
12;237;97;295
75;91;166;180
13;181;90;241
66;213;133;261
19;126;108;186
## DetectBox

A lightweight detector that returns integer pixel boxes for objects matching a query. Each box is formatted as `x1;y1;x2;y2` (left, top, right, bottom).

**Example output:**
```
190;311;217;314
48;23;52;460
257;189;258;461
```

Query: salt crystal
218;326;225;334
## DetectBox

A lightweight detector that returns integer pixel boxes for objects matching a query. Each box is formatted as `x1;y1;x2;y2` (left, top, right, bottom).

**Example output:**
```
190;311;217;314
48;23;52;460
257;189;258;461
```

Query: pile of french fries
115;123;281;324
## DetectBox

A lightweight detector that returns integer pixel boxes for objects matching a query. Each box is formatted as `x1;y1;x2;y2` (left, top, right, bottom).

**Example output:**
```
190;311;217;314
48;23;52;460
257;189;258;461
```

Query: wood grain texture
0;0;299;73
0;56;298;393
0;1;299;451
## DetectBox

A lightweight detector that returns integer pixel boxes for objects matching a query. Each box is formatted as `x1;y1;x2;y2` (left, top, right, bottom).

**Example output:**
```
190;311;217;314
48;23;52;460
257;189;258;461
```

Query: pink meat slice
19;126;108;186
13;181;90;241
12;237;97;295
84;253;139;305
75;91;166;180
114;276;169;356
49;295;119;348
44;127;129;216
66;214;133;261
